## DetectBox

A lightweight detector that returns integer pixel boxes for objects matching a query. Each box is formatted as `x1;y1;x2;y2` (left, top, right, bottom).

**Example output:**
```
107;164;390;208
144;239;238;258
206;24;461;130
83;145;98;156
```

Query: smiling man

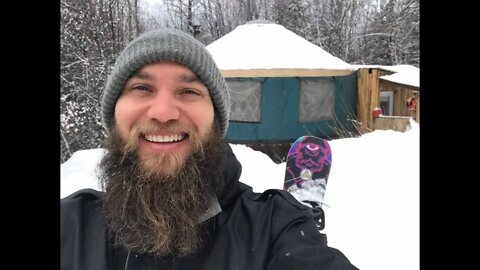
114;63;216;175
60;28;359;270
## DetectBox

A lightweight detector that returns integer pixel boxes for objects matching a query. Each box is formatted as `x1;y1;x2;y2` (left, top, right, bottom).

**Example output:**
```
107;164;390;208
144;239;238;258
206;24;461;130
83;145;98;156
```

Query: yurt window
299;79;335;123
226;79;262;122
380;91;394;116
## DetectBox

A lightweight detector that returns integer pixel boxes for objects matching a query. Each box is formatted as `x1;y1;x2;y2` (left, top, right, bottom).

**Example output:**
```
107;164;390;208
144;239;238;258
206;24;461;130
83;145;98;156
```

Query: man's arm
260;190;359;270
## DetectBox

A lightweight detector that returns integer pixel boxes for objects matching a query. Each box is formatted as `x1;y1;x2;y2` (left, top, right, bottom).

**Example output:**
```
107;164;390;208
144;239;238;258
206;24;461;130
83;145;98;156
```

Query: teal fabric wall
226;72;357;142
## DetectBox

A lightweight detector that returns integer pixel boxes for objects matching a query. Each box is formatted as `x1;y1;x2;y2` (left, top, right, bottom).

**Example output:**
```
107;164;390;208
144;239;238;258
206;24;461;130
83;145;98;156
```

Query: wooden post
356;68;380;132
356;69;370;133
415;94;420;123
369;69;380;129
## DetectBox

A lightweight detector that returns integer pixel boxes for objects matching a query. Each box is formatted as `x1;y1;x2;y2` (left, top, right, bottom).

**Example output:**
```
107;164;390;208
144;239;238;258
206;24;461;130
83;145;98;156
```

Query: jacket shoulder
62;188;104;203
61;189;109;270
245;190;359;270
247;188;311;210
61;188;105;232
239;188;319;236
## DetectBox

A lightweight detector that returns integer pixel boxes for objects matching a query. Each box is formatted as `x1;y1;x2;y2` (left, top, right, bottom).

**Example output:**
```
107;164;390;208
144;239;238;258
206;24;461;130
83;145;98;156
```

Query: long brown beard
99;119;226;257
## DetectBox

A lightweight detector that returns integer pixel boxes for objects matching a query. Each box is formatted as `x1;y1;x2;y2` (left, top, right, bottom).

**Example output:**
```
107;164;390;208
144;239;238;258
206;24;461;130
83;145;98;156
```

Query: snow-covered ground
61;119;419;270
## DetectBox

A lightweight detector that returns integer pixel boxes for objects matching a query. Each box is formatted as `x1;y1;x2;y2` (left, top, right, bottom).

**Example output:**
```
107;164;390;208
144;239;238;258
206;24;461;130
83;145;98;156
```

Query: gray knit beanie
101;28;230;137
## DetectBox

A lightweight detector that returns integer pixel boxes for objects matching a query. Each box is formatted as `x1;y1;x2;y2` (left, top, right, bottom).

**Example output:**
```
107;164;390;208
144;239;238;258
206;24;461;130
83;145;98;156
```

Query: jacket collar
217;143;252;208
196;195;222;224
188;143;254;224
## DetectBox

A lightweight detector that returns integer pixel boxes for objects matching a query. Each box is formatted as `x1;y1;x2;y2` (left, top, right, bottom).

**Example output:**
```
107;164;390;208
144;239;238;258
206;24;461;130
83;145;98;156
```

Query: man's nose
146;91;180;123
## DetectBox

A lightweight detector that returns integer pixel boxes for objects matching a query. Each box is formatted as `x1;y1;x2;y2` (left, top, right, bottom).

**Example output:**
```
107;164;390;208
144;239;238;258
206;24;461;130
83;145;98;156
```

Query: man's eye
183;89;200;95
133;85;150;91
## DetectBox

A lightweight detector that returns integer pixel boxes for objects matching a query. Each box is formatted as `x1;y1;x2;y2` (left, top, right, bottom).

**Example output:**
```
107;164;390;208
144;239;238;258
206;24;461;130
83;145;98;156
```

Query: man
61;28;359;270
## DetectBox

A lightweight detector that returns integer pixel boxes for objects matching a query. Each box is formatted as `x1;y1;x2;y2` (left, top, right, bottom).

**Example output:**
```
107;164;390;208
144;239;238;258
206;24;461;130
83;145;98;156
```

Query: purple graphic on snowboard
284;136;332;205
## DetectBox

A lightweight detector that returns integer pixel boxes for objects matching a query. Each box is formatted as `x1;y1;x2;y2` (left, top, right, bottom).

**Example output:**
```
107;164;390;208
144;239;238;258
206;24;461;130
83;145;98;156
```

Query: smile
144;134;186;143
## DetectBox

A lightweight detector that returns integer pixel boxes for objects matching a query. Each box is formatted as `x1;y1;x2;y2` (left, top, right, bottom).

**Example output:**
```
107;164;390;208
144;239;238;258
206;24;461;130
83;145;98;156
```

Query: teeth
144;134;185;143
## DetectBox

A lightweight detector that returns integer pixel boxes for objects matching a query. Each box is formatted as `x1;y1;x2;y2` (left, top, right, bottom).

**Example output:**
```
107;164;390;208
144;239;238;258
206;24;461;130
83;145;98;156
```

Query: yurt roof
206;21;356;77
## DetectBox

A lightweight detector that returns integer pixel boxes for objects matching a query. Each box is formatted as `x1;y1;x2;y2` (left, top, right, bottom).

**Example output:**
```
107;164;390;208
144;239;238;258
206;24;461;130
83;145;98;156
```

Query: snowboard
283;136;332;230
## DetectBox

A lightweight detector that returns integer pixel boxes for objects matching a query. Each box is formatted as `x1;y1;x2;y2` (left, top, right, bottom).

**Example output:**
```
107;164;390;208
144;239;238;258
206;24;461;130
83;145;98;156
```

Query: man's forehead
132;63;204;84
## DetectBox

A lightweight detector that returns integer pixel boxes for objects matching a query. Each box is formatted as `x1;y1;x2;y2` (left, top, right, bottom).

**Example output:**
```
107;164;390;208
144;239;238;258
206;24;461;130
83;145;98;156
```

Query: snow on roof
352;64;419;88
206;21;355;75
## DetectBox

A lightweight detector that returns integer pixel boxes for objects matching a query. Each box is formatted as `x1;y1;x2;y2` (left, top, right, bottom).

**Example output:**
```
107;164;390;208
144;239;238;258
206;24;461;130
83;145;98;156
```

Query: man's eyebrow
179;73;203;84
131;70;152;80
130;71;203;84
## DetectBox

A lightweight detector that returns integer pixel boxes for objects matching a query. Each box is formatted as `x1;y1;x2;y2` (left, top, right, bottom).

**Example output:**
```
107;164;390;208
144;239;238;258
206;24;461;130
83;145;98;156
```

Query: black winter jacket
61;145;359;270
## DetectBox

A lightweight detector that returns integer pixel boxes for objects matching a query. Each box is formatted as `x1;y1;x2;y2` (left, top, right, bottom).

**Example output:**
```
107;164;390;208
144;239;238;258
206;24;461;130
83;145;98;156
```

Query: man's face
101;63;226;256
114;62;215;175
